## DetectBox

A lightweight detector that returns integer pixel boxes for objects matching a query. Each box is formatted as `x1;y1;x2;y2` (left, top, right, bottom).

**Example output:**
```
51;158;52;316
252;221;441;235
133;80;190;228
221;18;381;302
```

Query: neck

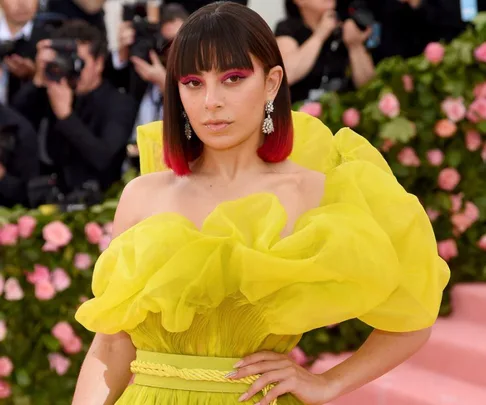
76;76;103;95
299;8;322;31
6;20;26;37
194;131;270;182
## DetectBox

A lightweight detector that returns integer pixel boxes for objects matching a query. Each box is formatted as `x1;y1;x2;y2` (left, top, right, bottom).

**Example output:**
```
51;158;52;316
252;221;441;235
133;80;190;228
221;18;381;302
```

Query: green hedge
1;16;486;405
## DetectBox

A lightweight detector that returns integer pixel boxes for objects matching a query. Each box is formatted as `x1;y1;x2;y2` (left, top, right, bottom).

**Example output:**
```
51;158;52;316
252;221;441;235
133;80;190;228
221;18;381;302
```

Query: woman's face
295;0;336;14
178;55;282;153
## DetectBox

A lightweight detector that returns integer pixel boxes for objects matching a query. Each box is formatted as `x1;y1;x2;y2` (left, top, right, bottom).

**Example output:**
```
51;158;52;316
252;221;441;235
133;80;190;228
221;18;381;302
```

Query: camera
45;39;85;85
346;0;376;31
0;37;30;60
0;124;18;167
122;1;169;62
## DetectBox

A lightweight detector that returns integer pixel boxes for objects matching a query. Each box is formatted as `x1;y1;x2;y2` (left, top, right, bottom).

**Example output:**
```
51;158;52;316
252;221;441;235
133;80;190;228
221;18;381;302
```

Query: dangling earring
182;111;192;140
262;100;275;135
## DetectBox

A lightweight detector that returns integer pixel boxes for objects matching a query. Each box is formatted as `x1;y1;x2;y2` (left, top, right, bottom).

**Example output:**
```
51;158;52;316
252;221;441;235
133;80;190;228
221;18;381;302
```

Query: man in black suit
165;0;248;14
12;20;137;199
0;103;39;207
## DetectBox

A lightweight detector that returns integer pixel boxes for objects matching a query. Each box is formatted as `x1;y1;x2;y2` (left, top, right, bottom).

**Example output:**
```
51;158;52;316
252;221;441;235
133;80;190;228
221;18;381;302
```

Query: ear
265;65;284;102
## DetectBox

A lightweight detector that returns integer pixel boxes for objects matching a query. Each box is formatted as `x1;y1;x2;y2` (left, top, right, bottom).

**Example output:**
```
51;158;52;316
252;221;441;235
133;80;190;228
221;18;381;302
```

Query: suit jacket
12;80;138;194
0;103;39;207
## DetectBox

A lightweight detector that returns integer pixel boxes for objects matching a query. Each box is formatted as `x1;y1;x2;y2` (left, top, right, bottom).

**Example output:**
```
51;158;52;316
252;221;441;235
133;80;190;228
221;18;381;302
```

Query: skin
71;54;431;404
33;40;105;119
0;0;38;79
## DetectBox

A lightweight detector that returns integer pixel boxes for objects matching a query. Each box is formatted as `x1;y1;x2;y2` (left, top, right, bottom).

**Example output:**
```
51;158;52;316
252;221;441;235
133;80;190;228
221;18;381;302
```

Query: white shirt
112;51;163;141
0;15;34;104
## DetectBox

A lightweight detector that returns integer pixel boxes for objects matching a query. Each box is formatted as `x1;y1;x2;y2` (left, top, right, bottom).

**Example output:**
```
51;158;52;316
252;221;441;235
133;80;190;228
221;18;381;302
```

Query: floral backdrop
1;15;486;405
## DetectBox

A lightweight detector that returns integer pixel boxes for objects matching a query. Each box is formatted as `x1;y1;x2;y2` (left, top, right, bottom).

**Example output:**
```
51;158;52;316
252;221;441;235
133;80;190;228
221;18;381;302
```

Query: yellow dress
75;111;450;404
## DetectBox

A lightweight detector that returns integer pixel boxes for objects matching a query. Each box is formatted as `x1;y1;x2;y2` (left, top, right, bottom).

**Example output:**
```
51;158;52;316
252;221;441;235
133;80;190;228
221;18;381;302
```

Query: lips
203;121;232;131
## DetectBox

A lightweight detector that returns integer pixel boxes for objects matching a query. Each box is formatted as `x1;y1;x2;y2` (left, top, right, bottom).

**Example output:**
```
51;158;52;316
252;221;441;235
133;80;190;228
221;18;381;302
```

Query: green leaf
446;149;463;167
379;117;416;143
477;121;486;133
42;335;60;352
15;369;31;387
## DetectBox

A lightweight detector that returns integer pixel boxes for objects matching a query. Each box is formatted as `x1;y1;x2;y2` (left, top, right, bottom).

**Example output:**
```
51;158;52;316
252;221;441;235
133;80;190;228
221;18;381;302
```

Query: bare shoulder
112;171;177;237
277;160;326;203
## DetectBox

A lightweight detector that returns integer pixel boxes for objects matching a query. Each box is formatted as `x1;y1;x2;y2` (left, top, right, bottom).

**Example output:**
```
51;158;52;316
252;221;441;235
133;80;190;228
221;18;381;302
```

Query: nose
204;82;224;111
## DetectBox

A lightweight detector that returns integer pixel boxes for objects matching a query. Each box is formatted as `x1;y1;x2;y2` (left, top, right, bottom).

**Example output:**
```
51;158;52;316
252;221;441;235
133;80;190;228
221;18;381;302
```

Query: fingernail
238;393;248;402
234;360;244;368
224;371;237;378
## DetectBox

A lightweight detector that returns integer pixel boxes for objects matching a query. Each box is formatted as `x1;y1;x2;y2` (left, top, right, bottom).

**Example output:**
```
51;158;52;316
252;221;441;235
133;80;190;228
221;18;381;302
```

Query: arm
348;43;376;88
72;176;150;404
276;13;337;86
11;82;49;130
72;0;106;14
53;93;137;172
324;328;432;397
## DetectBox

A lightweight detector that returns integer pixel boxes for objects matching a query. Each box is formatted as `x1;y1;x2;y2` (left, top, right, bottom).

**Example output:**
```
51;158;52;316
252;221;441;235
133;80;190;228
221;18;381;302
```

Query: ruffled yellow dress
75;111;450;404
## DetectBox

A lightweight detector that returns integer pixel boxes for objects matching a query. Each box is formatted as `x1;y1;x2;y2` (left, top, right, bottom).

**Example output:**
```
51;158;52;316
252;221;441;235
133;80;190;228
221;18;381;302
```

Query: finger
237;351;286;368
242;369;291;401
37;39;52;51
258;379;294;405
229;360;291;380
149;50;162;66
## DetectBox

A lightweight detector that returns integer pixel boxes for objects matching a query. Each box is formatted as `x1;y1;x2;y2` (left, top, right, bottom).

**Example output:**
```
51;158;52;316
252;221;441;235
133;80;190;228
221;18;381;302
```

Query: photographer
0;0;39;104
164;0;248;14
12;20;137;200
0;103;39;207
275;0;376;104
111;3;188;142
44;0;107;34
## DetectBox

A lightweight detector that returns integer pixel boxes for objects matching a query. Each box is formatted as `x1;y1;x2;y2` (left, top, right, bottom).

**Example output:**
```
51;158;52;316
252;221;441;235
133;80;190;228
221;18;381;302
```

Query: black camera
346;0;375;31
122;2;169;62
0;37;30;60
0;124;18;167
45;39;85;85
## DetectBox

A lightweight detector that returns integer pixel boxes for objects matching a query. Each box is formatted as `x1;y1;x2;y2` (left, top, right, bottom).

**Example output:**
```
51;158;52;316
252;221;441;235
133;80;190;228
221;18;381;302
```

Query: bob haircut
163;1;293;175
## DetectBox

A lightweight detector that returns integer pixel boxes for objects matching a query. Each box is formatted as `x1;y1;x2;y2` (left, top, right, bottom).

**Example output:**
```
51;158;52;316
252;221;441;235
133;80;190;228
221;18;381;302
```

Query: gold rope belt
131;350;276;403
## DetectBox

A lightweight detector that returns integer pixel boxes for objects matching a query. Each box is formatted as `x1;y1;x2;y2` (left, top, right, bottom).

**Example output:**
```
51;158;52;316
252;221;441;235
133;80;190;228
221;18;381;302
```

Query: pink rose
467;98;486;123
26;264;50;285
17;215;37;239
0;224;19;246
0;381;11;399
402;74;414;92
35;280;56;301
441;97;466;122
482;143;486;161
0;321;6;342
438;168;461;191
437;239;458;261
464;201;480;222
474;82;486;99
42;241;59;252
426;149;444;166
342;108;360;128
4;278;23;301
0;357;13;378
98;235;112;252
378;93;400;118
478;234;486;251
79;296;89;303
74;253;92;270
52;322;75;344
48;353;71;376
450;193;464;213
299;102;322;117
288;346;308;367
426;208;440;222
435;119;457;138
43;221;72;248
424;42;445;64
103;222;114;236
451;213;473;234
465;130;482;151
62;335;83;354
474;42;486;62
397;147;421;167
85;222;103;244
380;138;395;153
51;268;71;292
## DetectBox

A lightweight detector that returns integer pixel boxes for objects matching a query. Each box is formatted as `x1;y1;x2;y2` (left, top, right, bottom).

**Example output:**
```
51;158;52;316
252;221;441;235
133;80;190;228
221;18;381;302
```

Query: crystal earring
262;100;275;135
182;111;192;140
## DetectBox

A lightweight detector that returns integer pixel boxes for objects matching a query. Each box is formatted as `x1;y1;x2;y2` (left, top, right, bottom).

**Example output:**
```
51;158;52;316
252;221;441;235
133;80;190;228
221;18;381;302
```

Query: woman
73;2;450;405
275;0;375;103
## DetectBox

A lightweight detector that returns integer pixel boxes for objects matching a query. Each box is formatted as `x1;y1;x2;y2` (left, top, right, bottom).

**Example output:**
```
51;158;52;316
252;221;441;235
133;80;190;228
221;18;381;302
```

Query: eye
184;80;202;88
224;75;244;84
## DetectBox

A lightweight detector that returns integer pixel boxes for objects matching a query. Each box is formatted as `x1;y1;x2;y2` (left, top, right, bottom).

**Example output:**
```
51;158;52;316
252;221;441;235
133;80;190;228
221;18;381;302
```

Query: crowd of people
0;0;483;209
